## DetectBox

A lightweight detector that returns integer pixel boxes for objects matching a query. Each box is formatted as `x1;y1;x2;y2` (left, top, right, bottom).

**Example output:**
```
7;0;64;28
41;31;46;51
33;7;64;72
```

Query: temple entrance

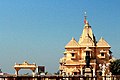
74;72;77;75
14;61;37;76
82;48;94;78
19;69;33;75
72;67;81;75
83;65;93;77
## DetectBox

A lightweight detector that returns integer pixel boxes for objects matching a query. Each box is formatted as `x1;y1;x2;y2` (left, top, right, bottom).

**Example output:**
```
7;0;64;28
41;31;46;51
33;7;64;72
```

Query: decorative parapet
14;61;37;69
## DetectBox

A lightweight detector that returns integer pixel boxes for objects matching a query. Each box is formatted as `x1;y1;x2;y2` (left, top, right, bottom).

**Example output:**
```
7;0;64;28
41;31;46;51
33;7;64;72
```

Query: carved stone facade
59;17;112;76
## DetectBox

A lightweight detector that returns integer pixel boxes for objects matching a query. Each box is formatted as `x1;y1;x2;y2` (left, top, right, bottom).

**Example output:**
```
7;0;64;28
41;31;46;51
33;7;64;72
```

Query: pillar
32;70;36;77
93;64;96;76
93;68;96;80
81;67;83;75
15;69;19;76
93;68;95;76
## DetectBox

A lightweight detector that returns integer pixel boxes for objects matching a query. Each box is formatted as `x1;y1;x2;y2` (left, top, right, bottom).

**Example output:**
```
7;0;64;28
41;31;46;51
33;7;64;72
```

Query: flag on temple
84;18;87;24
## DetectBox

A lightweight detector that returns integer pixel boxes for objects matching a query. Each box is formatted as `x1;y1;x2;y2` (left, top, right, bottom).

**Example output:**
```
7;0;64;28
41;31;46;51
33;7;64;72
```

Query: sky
0;0;120;74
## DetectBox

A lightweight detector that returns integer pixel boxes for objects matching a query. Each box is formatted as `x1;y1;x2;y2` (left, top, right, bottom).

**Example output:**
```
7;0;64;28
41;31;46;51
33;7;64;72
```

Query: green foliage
110;59;120;75
54;70;60;75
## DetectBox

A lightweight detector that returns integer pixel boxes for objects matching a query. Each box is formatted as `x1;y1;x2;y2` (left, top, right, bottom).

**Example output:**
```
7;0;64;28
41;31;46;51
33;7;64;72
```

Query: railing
0;75;120;80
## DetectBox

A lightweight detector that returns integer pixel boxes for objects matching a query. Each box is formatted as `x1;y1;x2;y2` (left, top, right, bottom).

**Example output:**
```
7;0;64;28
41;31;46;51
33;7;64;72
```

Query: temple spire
78;14;96;46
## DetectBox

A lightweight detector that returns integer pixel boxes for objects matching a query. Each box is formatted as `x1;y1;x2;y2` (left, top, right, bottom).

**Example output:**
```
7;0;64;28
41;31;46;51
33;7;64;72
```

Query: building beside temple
59;16;112;77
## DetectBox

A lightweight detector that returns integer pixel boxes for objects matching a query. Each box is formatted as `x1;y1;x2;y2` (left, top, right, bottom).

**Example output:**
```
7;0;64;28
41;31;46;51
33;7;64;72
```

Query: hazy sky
0;0;120;74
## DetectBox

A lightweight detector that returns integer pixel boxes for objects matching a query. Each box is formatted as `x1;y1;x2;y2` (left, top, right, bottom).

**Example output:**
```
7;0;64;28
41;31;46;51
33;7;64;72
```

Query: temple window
99;50;106;58
71;53;74;57
71;53;76;60
101;53;104;56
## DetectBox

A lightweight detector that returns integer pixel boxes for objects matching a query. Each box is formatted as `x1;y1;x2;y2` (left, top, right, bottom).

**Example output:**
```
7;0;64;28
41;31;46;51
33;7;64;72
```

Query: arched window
101;53;104;56
71;53;74;57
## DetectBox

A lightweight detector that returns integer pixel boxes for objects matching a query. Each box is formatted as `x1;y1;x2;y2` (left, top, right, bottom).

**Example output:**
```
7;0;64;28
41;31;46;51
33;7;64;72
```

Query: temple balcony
79;60;85;63
64;60;80;66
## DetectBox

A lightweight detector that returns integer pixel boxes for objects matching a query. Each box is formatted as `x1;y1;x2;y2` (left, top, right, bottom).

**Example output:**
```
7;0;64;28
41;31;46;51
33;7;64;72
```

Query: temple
59;15;112;77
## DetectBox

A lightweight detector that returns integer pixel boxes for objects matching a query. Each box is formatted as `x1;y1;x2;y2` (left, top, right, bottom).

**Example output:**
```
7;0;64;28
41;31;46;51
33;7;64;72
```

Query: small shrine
14;61;37;76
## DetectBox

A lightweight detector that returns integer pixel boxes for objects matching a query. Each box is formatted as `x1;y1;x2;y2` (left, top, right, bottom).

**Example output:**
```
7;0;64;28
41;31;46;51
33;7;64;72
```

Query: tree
110;59;120;75
54;70;60;75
